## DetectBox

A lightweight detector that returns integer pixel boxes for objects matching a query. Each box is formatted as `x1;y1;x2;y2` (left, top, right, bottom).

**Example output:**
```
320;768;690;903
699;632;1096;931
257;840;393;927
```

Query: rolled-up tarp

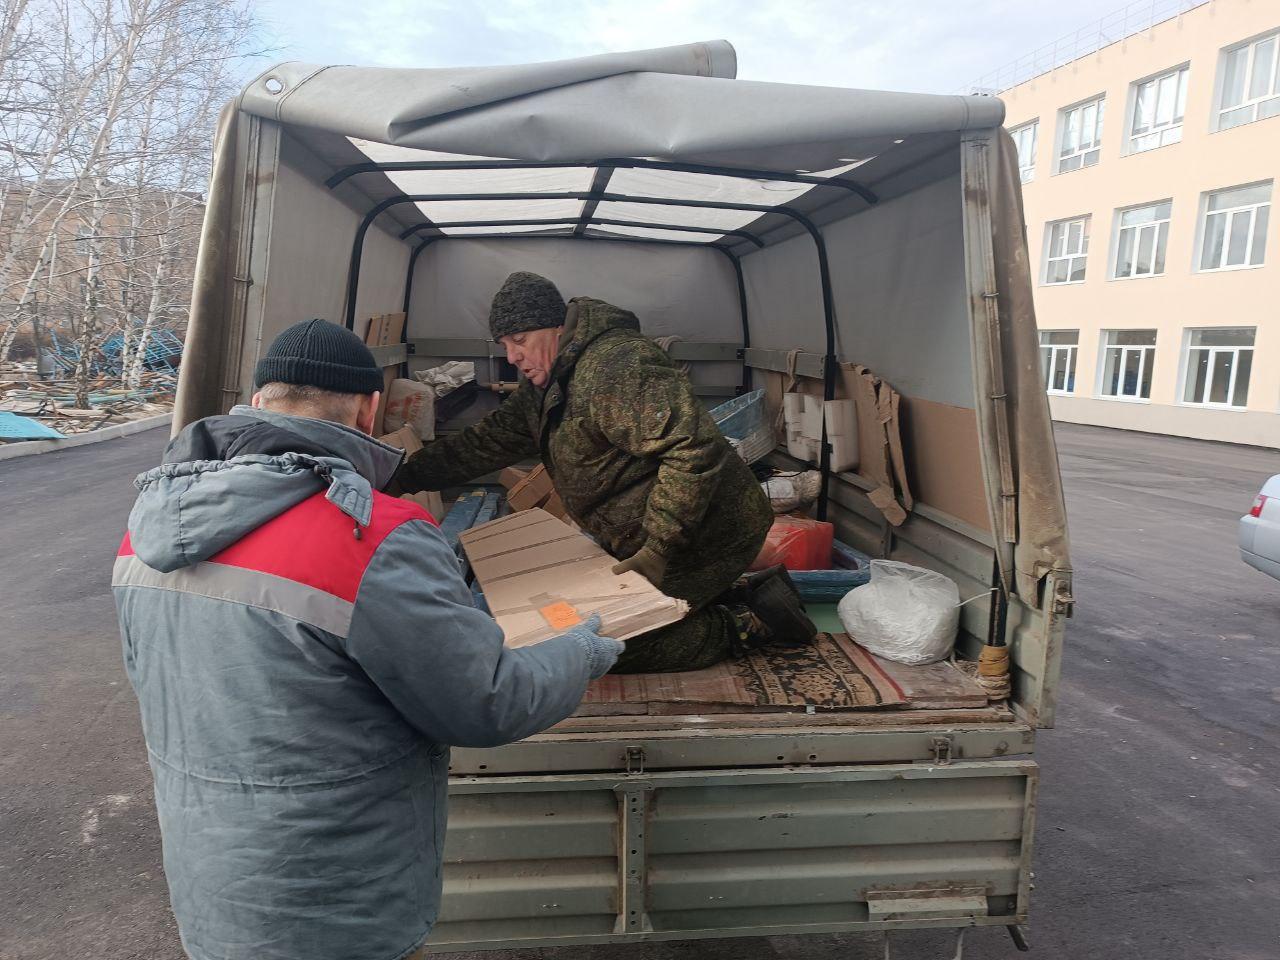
235;40;1004;171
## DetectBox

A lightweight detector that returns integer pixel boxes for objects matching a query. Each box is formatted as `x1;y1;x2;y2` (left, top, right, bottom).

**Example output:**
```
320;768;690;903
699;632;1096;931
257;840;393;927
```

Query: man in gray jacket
114;318;622;960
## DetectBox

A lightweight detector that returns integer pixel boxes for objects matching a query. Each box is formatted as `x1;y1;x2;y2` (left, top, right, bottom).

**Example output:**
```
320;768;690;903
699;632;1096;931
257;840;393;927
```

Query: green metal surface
808;602;843;633
428;760;1038;951
449;721;1033;776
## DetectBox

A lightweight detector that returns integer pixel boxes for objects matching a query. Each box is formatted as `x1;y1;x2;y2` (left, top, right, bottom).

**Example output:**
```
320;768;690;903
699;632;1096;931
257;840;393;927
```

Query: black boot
722;603;774;658
731;565;817;648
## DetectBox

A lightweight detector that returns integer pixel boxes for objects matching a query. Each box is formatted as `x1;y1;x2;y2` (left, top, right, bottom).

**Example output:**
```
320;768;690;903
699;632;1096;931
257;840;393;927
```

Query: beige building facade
1001;0;1279;447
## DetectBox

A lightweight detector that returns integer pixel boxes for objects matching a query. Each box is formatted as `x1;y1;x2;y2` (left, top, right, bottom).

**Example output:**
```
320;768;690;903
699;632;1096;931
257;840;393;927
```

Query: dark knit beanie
488;272;566;340
254;319;383;394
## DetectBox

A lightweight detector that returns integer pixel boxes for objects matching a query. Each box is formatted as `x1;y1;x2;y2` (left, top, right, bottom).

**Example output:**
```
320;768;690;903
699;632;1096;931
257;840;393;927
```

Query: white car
1240;474;1280;581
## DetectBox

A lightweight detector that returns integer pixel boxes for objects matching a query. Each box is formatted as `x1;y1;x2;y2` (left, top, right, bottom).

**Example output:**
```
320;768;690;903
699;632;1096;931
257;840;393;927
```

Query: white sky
247;0;1138;94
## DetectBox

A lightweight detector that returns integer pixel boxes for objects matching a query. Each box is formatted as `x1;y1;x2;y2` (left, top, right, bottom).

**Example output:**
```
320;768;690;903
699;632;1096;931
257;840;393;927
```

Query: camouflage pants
611;520;769;674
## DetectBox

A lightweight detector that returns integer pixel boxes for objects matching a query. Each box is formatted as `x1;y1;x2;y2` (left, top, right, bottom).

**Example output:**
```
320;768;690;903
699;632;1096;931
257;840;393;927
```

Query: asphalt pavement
1;423;1278;960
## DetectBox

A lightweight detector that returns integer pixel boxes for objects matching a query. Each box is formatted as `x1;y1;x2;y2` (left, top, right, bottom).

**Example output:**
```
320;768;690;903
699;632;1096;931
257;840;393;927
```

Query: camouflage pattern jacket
401;298;770;574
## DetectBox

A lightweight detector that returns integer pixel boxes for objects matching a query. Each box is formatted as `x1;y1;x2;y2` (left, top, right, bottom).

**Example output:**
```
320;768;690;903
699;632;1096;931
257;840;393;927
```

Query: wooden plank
873;657;990;709
551;705;1014;734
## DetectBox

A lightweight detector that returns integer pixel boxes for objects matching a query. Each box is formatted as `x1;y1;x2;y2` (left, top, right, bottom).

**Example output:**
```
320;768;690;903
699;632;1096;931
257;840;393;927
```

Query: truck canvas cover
178;39;1070;724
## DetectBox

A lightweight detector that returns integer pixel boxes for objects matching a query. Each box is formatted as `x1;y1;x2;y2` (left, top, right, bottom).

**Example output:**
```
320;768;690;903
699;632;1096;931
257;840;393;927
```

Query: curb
0;413;172;461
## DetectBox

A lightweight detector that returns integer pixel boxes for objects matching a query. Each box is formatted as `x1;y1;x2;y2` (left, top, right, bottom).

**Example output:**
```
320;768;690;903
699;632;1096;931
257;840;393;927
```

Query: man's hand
557;614;625;678
611;542;668;588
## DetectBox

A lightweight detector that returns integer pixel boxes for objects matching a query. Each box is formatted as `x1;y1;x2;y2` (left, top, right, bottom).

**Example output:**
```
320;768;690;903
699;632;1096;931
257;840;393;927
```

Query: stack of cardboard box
498;464;568;520
377;425;446;520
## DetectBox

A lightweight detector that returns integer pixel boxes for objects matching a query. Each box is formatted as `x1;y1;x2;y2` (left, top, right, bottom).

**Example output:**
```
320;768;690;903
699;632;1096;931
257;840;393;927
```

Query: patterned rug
583;632;905;711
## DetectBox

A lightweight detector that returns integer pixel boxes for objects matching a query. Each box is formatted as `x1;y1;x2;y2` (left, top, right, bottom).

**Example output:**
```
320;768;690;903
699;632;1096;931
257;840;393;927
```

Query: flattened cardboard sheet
460;508;689;648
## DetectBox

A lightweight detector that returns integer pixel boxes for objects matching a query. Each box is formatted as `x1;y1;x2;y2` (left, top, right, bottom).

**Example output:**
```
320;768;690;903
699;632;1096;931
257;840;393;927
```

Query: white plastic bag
413;361;474;397
760;471;823;513
837;559;960;664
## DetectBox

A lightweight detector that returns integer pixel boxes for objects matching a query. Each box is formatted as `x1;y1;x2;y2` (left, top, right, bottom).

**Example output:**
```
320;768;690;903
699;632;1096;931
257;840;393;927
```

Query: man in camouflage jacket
400;272;811;672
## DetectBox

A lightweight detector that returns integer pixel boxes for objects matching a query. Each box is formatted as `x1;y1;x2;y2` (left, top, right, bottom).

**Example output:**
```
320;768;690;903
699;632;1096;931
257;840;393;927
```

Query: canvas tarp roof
224;41;1004;252
178;41;1066;607
238;41;1004;171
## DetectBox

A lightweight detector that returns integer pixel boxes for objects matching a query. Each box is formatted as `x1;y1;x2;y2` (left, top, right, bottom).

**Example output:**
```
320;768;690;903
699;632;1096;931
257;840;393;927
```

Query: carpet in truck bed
582;632;906;711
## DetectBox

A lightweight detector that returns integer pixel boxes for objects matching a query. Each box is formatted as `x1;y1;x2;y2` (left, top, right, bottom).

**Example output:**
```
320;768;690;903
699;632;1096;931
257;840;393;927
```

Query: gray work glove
558;613;625;679
611;542;668;588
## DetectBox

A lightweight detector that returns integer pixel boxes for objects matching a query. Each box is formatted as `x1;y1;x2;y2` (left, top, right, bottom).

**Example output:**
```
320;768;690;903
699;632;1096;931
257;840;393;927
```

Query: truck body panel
180;45;1071;947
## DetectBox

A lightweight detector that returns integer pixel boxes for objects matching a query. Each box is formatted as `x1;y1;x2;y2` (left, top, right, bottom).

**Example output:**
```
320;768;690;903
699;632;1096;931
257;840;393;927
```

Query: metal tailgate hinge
1052;576;1076;618
930;737;954;764
624;745;646;774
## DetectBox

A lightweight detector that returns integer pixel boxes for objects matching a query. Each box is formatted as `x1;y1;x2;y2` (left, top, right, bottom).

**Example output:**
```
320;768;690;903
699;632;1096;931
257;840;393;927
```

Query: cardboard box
363;311;407;347
541;489;568;522
500;464;567;519
460;508;688;648
499;465;531;490
401;490;446;520
378;425;422;456
505;463;556;512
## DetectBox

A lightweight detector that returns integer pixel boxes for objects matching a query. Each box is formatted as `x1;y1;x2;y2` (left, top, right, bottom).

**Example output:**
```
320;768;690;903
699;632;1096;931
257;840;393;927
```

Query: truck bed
450;640;1023;777
441;489;1025;777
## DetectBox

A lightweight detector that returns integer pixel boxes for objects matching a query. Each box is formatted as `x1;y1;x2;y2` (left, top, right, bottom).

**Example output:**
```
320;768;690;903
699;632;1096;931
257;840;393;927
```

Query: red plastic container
749;514;834;571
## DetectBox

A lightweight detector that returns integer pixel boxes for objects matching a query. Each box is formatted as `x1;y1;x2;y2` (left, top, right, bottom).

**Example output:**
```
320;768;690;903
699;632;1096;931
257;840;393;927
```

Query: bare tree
0;0;258;392
69;177;104;406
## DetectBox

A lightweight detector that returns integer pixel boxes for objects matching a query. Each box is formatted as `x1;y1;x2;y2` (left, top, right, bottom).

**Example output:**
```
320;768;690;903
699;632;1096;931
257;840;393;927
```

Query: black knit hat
254;319;383;394
488;272;566;340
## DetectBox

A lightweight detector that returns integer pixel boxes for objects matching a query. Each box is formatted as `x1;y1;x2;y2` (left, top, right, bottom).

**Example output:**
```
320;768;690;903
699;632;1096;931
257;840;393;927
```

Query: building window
1113;201;1171;279
1056;96;1105;173
1182;328;1255;408
1129;65;1188;153
1101;330;1156;400
1040;330;1079;394
1218;30;1280;130
1045;216;1090;284
1011;120;1038;182
1198;182;1271;272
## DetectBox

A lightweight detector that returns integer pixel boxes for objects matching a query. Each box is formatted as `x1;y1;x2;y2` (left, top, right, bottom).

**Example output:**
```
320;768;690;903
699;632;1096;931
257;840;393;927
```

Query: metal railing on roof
962;0;1210;96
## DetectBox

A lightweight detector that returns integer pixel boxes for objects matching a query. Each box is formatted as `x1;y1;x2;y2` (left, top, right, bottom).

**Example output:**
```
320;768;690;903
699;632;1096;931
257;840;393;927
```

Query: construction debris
0;370;176;440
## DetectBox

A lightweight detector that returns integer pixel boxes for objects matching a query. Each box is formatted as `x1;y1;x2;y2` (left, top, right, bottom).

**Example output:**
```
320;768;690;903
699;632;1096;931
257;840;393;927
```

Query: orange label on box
539;601;582;630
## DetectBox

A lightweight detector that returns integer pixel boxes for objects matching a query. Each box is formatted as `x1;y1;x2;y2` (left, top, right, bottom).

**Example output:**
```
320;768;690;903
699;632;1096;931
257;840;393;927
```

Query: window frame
1110;200;1172;281
1010;119;1039;183
1179;328;1256;409
1039;330;1080;395
1055;94;1106;174
1195;181;1272;273
1215;29;1280;131
1098;330;1157;402
1125;63;1189;155
1043;215;1091;285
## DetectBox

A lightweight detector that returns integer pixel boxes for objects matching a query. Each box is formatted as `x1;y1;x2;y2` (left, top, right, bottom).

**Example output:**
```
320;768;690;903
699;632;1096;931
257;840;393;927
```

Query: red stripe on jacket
118;491;437;602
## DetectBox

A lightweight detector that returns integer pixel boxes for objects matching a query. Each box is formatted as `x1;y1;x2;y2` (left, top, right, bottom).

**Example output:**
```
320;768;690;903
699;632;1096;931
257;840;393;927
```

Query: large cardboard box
506;464;555;511
363;311;406;347
498;465;531;490
401;490;446;520
378;425;422;456
501;463;569;521
460;508;688;648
